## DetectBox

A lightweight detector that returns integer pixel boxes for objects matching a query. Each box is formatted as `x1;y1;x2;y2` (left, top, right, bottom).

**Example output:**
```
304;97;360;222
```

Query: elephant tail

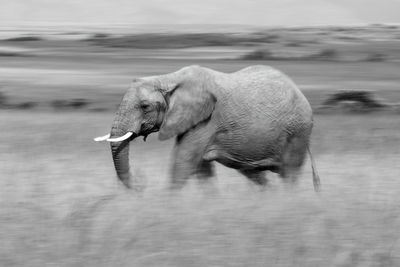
307;145;321;192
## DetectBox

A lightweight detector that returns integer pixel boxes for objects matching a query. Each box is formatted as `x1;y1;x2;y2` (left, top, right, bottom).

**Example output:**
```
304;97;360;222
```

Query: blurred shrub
51;100;68;109
0;51;30;57
337;35;359;41
0;91;37;110
5;36;42;42
391;103;400;113
338;101;369;113
322;90;386;108
51;98;89;110
89;107;110;112
69;98;89;109
285;42;303;47
87;33;281;49
14;102;37;110
364;53;386;62
91;33;110;39
240;49;274;60
332;27;349;32
240;48;339;61
319;90;389;113
251;34;280;43
0;91;7;106
310;48;337;60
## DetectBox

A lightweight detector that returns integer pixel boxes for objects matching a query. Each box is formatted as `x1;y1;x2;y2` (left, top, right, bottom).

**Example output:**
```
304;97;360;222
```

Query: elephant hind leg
196;160;218;194
279;135;308;184
196;160;215;181
239;169;267;186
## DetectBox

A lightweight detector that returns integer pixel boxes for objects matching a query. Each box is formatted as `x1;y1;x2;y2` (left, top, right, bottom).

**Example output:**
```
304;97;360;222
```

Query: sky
1;0;399;27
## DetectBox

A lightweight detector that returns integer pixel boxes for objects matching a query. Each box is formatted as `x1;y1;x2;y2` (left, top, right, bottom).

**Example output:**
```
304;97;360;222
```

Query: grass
1;111;400;266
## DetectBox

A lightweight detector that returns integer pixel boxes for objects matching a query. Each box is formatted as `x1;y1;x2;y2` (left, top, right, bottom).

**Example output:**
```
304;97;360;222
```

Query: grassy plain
1;26;400;266
1;111;400;266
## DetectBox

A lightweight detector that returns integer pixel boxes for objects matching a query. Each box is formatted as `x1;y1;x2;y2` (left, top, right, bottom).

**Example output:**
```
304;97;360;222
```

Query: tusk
107;132;133;142
94;133;110;142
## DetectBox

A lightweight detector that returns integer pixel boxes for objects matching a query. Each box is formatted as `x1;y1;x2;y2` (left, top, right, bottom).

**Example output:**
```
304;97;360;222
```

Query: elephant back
212;65;313;157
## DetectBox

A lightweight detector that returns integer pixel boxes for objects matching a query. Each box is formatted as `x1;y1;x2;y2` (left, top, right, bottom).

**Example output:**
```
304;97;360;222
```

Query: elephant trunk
110;118;140;188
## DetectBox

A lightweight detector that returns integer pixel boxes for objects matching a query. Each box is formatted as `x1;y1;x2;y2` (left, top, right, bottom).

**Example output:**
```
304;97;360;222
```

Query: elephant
94;65;320;191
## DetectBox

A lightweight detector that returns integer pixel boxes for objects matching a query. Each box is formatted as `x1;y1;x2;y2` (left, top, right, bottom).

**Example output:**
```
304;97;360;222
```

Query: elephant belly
204;146;282;172
205;129;287;171
217;154;282;172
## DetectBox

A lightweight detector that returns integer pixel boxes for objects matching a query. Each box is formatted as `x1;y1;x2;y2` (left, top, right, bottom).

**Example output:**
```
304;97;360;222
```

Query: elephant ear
159;81;216;140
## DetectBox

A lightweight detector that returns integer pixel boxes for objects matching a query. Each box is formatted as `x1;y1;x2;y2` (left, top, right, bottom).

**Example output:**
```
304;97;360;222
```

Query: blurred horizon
2;0;400;28
1;22;399;40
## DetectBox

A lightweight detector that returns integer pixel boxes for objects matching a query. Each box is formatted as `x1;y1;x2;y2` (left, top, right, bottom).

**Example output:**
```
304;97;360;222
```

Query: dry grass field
1;26;400;266
1;111;400;266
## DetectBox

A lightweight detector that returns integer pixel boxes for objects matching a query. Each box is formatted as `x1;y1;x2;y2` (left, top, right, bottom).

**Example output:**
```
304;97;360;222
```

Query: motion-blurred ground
1;25;400;266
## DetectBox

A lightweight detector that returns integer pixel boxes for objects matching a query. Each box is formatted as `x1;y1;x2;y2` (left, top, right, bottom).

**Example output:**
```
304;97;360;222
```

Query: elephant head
94;68;216;188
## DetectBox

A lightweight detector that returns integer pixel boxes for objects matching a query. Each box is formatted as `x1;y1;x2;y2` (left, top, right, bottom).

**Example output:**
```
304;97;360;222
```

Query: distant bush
51;100;68;109
5;36;42;42
241;48;389;63
392;103;400;113
332;27;349;32
69;98;89;109
310;48;337;60
51;98;89;110
322;90;386;108
337;36;359;41
89;107;110;112
240;49;274;60
0;91;37;110
0;51;30;57
0;91;7;106
91;33;110;39
338;100;366;113
364;53;386;62
87;33;281;49
285;42;303;47
14;102;37;110
251;34;280;43
239;48;339;61
319;90;389;113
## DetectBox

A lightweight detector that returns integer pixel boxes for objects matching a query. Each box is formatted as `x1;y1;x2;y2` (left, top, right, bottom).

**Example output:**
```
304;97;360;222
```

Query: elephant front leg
169;154;194;190
169;129;214;190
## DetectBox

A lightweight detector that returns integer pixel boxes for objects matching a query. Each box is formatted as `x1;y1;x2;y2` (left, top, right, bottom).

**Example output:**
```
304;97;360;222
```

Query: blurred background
1;0;400;266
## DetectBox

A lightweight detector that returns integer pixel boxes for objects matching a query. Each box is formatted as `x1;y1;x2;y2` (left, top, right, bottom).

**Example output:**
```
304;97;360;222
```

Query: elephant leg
169;127;213;190
196;160;218;194
169;154;193;190
239;169;267;186
280;135;308;184
196;160;215;181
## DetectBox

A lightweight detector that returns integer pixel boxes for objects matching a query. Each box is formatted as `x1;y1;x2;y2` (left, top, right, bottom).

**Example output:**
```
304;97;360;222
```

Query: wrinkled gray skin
108;65;320;190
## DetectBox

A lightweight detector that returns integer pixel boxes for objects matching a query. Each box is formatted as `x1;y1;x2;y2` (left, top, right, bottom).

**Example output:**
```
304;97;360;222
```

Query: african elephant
95;65;320;191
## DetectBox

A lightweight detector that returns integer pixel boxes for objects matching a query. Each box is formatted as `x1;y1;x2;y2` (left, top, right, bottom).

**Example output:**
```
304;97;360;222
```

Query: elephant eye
140;102;152;112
